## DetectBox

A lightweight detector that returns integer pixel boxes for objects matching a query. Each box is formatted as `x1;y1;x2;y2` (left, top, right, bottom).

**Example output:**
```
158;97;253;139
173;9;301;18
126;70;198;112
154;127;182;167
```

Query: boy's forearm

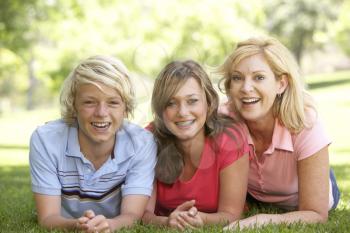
39;214;77;230
142;211;169;226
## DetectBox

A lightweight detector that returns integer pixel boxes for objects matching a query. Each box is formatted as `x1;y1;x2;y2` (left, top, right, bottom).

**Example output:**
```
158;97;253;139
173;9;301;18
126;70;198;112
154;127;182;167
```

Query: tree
1;0;265;110
263;0;343;64
43;0;265;87
334;0;350;56
0;0;82;109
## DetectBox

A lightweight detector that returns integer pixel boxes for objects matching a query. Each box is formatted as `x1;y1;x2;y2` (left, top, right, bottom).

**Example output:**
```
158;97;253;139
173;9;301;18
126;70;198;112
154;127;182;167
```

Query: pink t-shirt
218;103;332;209
247;117;331;209
155;128;249;216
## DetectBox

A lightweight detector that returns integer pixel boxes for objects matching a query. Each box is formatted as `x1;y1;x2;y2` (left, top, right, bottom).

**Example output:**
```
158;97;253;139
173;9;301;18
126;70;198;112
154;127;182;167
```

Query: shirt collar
112;122;136;164
271;119;294;153
66;122;136;164
246;119;294;155
66;125;83;158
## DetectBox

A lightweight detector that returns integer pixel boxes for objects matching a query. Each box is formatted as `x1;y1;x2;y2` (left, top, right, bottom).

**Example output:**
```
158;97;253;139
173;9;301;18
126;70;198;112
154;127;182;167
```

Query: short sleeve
144;122;154;132
218;125;249;170
121;135;157;196
294;117;331;161
29;130;62;195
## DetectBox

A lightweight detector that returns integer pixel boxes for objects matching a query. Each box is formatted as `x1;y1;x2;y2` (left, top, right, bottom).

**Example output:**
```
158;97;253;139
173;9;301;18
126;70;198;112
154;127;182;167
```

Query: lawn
0;71;349;232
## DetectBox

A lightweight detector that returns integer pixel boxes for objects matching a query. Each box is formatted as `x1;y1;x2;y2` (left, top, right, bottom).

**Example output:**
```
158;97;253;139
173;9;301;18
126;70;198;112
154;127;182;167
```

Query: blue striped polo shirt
29;119;156;218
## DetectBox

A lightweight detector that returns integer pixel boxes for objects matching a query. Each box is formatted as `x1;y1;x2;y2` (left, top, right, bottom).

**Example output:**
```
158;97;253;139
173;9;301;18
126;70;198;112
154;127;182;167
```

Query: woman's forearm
198;210;240;225
234;210;327;229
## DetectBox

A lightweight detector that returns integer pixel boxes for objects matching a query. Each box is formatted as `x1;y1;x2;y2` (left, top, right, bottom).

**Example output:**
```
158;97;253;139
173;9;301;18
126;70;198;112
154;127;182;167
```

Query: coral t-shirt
155;128;249;216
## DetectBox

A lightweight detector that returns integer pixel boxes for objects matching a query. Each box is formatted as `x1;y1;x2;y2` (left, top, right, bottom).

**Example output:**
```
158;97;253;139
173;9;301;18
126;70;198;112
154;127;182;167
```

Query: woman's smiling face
228;53;287;124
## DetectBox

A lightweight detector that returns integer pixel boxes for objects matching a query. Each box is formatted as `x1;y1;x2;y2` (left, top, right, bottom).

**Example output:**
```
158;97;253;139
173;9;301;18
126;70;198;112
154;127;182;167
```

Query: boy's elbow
37;215;58;230
124;212;144;223
38;218;51;229
318;211;328;223
141;210;153;223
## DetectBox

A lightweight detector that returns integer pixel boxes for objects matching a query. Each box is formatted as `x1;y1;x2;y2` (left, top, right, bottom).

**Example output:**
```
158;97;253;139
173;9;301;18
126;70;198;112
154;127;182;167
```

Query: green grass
0;107;60;148
1;71;350;232
307;71;350;156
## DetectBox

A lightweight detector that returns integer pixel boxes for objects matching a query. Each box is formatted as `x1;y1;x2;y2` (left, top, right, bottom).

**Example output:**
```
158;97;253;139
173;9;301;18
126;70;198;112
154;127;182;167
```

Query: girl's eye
83;100;95;105
231;75;242;81
166;101;176;107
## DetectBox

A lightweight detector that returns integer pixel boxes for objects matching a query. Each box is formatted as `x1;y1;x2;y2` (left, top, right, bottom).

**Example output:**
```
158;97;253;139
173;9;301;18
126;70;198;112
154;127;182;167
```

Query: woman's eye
109;101;120;106
188;99;198;105
255;75;265;81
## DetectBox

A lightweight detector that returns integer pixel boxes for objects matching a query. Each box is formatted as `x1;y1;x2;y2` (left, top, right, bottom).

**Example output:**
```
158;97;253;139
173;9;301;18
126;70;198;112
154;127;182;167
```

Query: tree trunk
26;52;37;110
293;35;305;66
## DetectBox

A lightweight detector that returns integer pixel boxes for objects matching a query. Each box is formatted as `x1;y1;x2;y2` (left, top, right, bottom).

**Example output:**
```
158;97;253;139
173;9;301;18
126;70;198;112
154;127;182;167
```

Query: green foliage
0;0;83;52
0;0;349;110
0;0;38;52
263;0;343;63
1;0;266;107
334;0;350;55
0;48;27;95
0;0;84;109
0;48;28;113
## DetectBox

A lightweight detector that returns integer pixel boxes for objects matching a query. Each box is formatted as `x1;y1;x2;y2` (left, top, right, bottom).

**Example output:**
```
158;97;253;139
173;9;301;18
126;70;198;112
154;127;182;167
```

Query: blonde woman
29;55;156;232
142;60;249;230
218;37;340;230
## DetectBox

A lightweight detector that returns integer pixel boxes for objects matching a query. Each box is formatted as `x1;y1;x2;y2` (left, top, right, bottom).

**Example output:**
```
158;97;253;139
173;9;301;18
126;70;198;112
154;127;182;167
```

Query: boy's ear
123;108;127;118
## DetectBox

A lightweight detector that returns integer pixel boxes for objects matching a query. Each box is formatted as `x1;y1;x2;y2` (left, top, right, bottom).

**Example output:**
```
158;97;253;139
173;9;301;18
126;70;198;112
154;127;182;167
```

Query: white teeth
91;122;110;128
241;97;260;104
176;120;194;127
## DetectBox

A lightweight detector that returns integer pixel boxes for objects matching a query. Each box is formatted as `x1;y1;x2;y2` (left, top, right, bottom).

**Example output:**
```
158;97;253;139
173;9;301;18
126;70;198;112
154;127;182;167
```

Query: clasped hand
167;200;204;231
76;210;111;233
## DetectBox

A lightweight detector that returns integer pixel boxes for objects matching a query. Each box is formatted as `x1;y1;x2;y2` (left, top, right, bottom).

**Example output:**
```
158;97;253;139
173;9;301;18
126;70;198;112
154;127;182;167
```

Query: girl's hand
167;200;196;230
177;206;203;229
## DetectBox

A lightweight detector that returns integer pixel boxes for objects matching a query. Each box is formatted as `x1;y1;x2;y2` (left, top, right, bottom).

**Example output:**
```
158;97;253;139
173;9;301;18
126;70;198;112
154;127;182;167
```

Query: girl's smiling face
162;77;207;144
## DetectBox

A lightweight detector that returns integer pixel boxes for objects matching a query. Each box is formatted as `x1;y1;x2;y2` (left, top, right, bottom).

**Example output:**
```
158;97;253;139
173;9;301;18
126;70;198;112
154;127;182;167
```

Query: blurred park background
1;0;350;171
2;0;350;154
1;0;350;113
1;0;350;231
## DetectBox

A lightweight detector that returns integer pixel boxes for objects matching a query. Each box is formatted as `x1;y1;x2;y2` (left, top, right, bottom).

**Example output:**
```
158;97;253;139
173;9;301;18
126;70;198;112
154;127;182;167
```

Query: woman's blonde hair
218;37;316;133
152;60;239;184
59;55;135;125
